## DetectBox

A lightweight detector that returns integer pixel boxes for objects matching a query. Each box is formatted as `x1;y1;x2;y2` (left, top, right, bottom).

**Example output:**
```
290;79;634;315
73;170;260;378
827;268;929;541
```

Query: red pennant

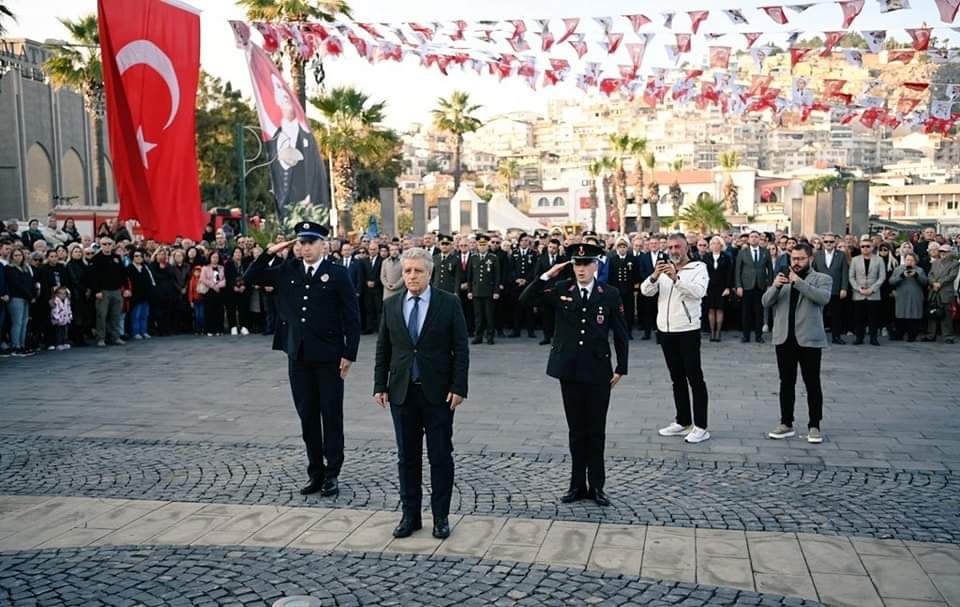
688;10;710;34
838;0;865;28
760;6;789;24
357;23;383;39
346;30;368;59
557;18;580;44
408;22;435;40
538;30;555;52
888;50;915;63
449;20;467;41
600;78;625;96
507;36;530;53
252;23;279;53
569;39;588;58
709;46;732;69
675;33;691;53
823;78;847;97
748;75;773;96
906;28;932;51
789;47;813;68
903;82;929;91
821;31;845;57
840;110;859;124
618;64;638;80
324;36;343;56
626;42;647;67
897;97;921;115
933;0;960;23
605;32;624;54
860;107;885;128
743;32;762;48
625;14;652;33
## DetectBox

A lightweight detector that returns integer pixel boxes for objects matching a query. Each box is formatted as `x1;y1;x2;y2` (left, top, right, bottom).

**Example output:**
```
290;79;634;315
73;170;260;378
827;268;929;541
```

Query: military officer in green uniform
466;234;501;345
431;234;459;294
520;243;629;507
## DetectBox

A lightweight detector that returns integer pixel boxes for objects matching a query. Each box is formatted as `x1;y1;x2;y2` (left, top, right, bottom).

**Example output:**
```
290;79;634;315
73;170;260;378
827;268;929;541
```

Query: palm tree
311;86;391;231
431;90;482;194
608;134;646;233
678;198;731;233
238;0;351;109
718;150;741;214
497;158;520;203
45;14;108;205
587;158;612;233
0;4;15;35
641;151;660;233
668;159;685;224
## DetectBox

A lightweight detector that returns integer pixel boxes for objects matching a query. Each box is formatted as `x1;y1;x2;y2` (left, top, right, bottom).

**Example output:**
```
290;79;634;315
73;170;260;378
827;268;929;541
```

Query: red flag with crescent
98;0;204;242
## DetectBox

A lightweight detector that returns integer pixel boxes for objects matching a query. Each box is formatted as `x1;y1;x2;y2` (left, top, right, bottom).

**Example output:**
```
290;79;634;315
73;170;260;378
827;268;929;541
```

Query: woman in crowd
224;247;250;336
185;246;201;267
126;249;155;339
704;236;733;342
897;241;915;265
61;218;80;244
888;252;927;342
247;245;266;334
199;250;226;336
878;242;899;336
5;249;36;356
64;244;91;346
168;249;193;333
55;245;68;263
149;248;178;336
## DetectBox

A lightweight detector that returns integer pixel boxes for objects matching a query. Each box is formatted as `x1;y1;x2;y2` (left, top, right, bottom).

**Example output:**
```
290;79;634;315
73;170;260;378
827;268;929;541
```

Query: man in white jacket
641;233;712;443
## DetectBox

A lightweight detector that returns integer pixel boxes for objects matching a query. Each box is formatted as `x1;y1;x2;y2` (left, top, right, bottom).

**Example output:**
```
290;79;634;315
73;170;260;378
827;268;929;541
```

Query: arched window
26;143;53;218
537;196;550;208
696;191;712;203
552;196;564;207
61;148;86;206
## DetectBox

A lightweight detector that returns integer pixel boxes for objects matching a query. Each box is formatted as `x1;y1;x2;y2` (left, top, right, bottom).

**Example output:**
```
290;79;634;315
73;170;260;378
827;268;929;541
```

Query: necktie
581;288;589;301
753;249;758;264
408;296;421;381
306;266;314;279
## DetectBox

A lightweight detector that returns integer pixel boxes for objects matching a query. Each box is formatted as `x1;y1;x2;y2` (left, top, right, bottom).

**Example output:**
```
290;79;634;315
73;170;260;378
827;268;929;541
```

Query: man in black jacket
91;237;127;347
362;245;386;334
430;234;459;294
606;238;639;340
533;238;569;345
510;233;539;337
245;222;361;497
374;247;469;540
520;243;628;507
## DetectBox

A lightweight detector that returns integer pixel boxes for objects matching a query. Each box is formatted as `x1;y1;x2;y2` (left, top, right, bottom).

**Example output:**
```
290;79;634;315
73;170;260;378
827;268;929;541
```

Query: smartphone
657;252;669;264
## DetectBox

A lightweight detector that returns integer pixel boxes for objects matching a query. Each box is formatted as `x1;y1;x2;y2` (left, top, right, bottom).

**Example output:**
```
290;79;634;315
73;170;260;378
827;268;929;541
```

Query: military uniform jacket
432;252;460;294
520;278;629;385
510;248;539;288
245;254;361;363
467;252;500;298
606;253;638;293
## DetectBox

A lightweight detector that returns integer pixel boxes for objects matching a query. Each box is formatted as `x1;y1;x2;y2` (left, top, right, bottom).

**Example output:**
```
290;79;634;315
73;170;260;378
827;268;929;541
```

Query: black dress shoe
870;337;880;346
755;335;765;344
592;489;611;507
560;488;588;503
496;330;505;337
392;516;422;538
299;478;324;495
320;477;339;497
486;335;494;345
472;335;483;345
432;516;450;539
538;339;551;345
854;338;864;345
642;333;651;341
509;331;521;338
741;335;750;343
528;331;537;338
832;336;846;345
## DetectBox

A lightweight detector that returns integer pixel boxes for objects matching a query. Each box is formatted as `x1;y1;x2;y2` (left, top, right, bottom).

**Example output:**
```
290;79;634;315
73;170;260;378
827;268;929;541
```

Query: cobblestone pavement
0;545;825;606
2;435;957;543
2;335;958;471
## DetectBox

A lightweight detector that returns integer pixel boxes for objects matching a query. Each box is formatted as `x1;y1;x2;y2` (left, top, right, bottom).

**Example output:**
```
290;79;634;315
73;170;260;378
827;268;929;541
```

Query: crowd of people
1;213;958;358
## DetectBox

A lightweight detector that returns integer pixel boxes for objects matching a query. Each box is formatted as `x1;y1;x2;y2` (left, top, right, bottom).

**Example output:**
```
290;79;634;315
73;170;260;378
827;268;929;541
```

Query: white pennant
723;9;749;24
861;30;886;53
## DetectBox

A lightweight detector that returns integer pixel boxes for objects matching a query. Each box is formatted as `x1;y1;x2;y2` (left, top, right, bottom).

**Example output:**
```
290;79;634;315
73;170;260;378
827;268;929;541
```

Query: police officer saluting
245;221;361;497
520;243;628;506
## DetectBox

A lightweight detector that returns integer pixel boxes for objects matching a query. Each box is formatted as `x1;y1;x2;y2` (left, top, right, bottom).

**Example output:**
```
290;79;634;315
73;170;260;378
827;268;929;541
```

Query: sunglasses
823;240;835;244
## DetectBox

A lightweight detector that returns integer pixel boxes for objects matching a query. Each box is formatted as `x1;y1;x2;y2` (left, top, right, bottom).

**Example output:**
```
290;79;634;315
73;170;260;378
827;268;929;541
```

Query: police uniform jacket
520;278;629;384
467;252;500;298
245;254;361;363
510;248;539;287
606;252;638;293
432;251;460;293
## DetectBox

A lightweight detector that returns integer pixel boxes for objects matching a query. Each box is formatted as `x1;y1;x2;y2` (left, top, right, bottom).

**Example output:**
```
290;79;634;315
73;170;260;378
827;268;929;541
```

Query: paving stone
435;516;506;557
909;545;960;575
697;529;749;558
595;524;647;550
644;527;696;571
587;547;644;575
696;556;754;591
748;533;806;575
796;534;865;576
754;573;819;601
861;555;943;602
535;522;597;567
929;575;960;607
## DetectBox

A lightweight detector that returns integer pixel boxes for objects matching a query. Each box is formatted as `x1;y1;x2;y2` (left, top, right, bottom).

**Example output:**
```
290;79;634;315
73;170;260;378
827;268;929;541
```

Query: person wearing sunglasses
813;233;850;344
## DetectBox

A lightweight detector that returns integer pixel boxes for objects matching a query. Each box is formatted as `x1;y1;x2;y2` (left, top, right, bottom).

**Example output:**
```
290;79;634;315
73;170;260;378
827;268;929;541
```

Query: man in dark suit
467;234;501;345
812;233;850;344
735;230;772;343
374;247;469;540
520;243;628;507
606;237;639;339
533;238;569;345
431;234;459;294
245;222;361;497
361;245;386;334
635;239;659;340
510;233;539;337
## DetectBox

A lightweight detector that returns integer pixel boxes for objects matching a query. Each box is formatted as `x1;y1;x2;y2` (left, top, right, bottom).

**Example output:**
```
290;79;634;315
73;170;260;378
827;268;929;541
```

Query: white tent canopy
427;186;542;234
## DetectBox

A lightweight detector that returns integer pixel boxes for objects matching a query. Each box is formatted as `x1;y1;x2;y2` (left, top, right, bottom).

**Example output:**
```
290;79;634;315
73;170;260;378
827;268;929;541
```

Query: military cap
569;242;604;263
437;233;453;244
295;221;329;241
549;238;562;246
582;230;598;237
476;234;490;244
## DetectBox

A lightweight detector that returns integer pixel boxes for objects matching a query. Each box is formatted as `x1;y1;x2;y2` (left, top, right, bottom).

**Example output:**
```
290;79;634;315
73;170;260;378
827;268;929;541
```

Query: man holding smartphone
642;234;711;444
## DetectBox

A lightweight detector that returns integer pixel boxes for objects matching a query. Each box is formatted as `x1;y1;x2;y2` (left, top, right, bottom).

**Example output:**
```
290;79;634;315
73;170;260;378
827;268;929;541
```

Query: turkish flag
98;0;204;242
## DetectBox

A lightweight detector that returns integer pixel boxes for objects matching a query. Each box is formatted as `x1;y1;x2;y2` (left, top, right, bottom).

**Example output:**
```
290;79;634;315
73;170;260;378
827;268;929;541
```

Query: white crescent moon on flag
116;40;180;130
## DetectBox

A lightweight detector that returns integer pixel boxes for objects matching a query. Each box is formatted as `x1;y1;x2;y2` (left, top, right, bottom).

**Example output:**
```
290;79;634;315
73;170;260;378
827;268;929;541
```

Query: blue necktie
408;296;421;381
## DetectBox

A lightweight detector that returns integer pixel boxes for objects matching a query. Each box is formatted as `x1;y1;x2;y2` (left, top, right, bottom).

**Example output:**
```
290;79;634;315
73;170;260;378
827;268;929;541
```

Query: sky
4;0;955;130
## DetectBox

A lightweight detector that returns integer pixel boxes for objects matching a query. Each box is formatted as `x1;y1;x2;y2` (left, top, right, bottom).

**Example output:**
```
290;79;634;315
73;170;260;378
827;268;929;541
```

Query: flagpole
328;153;337;232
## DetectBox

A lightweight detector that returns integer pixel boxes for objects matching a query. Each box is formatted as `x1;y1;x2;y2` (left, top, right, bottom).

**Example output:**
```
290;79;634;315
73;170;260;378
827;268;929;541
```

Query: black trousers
363;289;382;333
741;288;764;338
541;298;556;340
659;330;709;429
775;340;823;428
473;296;495;337
559;380;611;492
458;291;475;334
616;287;634;335
824;294;845;336
853;300;881;340
894;318;921;341
639;294;657;336
288;357;344;481
494;288;509;332
512;287;536;333
390;383;455;518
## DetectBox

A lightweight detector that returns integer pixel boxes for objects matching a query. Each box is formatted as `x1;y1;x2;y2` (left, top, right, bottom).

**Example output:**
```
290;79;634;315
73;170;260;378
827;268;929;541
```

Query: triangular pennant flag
357;23;384;39
844;49;864;67
723;9;750;24
903;82;929;91
569;39;588;58
688;10;710;34
760;6;789;24
877;0;910;12
790;47;813;68
625;14;652;33
594;16;613;33
557;18;579;44
603;32;624;54
785;30;801;46
823;78;847;98
538;27;555;52
906;28;932;51
838;0;865;28
933;0;960;23
821;31;846;56
448;20;467;41
626;41;648;67
748;74;774;96
897;97;921;115
662;11;676;28
408;22;435;40
751;46;771;70
888;49;915;62
709;46;732;69
743;32;762;48
787;3;816;12
600;78;625;96
252;22;280;53
861;30;887;53
618;64;638;80
931;99;953;119
665;44;682;65
675;33;692;53
509;19;527;36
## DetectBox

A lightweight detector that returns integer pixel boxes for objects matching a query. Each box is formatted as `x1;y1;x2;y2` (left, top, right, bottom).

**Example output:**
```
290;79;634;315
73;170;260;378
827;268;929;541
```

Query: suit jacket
432;251;461;293
928;257;960;303
849;254;886;301
367;256;384;289
704;252;733;293
374;287;469;406
606;253;638;294
380;257;404;300
762;270;833;348
734;246;772;291
245;254;360;362
342;256;364;296
519;278;628;384
813;250;850;294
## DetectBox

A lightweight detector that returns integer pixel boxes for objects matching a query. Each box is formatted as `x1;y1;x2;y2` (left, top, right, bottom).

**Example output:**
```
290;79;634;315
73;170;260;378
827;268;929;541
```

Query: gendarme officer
520;243;628;507
245;222;361;497
467;234;501;345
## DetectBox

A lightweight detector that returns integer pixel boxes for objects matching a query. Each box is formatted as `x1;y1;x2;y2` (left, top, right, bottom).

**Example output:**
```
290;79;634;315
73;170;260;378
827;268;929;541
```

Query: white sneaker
47;345;56;351
762;324;769;333
133;334;143;340
63;344;71;350
240;327;250;336
768;424;796;440
231;327;239;336
881;328;888;337
684;427;711;443
658;422;692;437
143;333;151;339
206;333;214;337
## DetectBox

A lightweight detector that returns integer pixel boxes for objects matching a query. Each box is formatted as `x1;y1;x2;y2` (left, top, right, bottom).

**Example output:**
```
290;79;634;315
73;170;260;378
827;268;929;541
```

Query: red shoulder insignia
597;285;604;294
